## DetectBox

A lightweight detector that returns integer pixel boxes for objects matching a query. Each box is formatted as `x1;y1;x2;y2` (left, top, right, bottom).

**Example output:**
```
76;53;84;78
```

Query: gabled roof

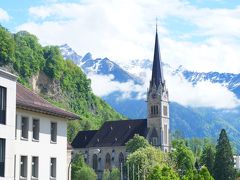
16;83;79;120
86;119;147;148
71;130;98;149
151;29;164;88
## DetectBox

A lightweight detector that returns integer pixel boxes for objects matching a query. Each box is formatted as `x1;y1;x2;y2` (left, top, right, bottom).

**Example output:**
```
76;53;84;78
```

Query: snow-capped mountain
59;44;142;83
59;44;82;65
59;44;240;150
183;71;240;98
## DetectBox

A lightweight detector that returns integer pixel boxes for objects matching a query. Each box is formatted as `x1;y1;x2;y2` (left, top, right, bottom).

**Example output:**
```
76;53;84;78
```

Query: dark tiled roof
71;130;98;148
16;83;80;120
86;119;147;148
151;30;164;88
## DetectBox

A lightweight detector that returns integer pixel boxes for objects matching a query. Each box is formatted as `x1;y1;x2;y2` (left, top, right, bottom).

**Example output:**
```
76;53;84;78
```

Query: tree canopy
213;129;236;180
126;134;150;153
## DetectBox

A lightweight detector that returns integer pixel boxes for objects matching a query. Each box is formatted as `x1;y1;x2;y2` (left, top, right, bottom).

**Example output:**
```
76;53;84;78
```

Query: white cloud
89;68;240;109
15;0;240;108
0;8;10;21
88;73;146;100
165;73;240;109
16;0;240;74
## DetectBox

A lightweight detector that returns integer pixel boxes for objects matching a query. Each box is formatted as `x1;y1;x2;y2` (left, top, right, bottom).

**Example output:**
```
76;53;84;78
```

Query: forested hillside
0;25;124;141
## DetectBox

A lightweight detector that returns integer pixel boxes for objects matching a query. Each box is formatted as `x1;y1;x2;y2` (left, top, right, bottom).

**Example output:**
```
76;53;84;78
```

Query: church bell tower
147;26;170;152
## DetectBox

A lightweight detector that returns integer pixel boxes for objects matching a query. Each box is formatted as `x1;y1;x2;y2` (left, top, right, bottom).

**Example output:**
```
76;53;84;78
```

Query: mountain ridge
59;43;240;150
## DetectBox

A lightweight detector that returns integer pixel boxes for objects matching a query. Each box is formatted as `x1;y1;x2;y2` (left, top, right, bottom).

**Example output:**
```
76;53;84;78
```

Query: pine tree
200;144;215;176
213;129;235;180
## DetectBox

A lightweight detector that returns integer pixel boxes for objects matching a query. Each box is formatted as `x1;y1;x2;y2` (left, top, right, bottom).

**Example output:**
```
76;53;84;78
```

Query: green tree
0;25;15;65
127;146;165;179
14;31;45;80
110;168;120;180
213;129;236;180
102;168;120;180
200;144;215;176
126;134;150;153
102;169;111;180
148;165;180;180
198;166;214;180
172;140;195;176
71;153;85;179
43;46;64;80
75;166;97;180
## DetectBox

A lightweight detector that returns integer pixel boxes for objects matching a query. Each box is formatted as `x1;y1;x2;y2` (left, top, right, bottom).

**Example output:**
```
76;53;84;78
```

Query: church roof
71;130;98;149
151;29;164;88
72;119;147;148
87;119;147;147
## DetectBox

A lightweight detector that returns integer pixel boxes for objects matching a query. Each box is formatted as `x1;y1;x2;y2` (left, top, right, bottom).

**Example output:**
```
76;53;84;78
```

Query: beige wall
74;146;126;171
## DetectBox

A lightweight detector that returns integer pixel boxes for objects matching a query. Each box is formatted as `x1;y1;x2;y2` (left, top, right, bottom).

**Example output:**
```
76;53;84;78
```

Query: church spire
151;25;164;88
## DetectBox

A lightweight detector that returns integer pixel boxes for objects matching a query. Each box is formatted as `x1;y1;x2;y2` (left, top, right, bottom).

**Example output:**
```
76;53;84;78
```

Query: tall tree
213;129;235;180
200;144;215;176
172;140;195;176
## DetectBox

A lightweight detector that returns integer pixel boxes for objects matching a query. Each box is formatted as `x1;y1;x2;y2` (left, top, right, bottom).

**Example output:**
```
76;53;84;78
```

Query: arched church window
118;152;124;167
92;154;98;171
152;137;158;146
155;105;158;114
105;153;111;170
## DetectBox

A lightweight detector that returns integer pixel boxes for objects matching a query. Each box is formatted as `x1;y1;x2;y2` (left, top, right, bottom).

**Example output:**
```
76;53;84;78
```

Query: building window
118;153;124;167
32;119;40;141
20;156;28;179
163;105;168;116
164;124;168;144
152;137;158;146
105;153;111;170
50;158;56;179
151;105;158;115
0;138;5;177
51;122;57;143
32;156;39;179
0;86;6;125
21;117;29;140
92;154;98;171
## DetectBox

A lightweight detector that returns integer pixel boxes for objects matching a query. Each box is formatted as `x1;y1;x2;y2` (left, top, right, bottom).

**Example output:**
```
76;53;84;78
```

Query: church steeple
147;26;170;152
150;28;164;88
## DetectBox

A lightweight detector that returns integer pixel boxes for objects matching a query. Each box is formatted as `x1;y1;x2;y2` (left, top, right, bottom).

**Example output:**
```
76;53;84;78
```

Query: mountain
60;44;240;150
182;70;240;98
0;27;124;142
60;44;141;83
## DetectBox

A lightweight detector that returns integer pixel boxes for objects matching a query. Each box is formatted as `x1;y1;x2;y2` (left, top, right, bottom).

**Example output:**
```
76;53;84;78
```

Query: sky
0;0;240;109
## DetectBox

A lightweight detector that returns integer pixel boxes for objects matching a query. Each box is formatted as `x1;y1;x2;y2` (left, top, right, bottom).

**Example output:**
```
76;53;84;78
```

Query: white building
234;155;240;170
0;69;17;180
0;69;79;180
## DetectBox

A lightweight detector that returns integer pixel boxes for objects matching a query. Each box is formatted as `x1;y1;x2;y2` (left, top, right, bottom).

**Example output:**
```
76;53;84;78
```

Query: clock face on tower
151;93;157;99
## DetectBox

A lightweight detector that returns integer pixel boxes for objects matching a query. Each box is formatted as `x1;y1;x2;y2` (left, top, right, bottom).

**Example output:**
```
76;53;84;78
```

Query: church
71;28;170;177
